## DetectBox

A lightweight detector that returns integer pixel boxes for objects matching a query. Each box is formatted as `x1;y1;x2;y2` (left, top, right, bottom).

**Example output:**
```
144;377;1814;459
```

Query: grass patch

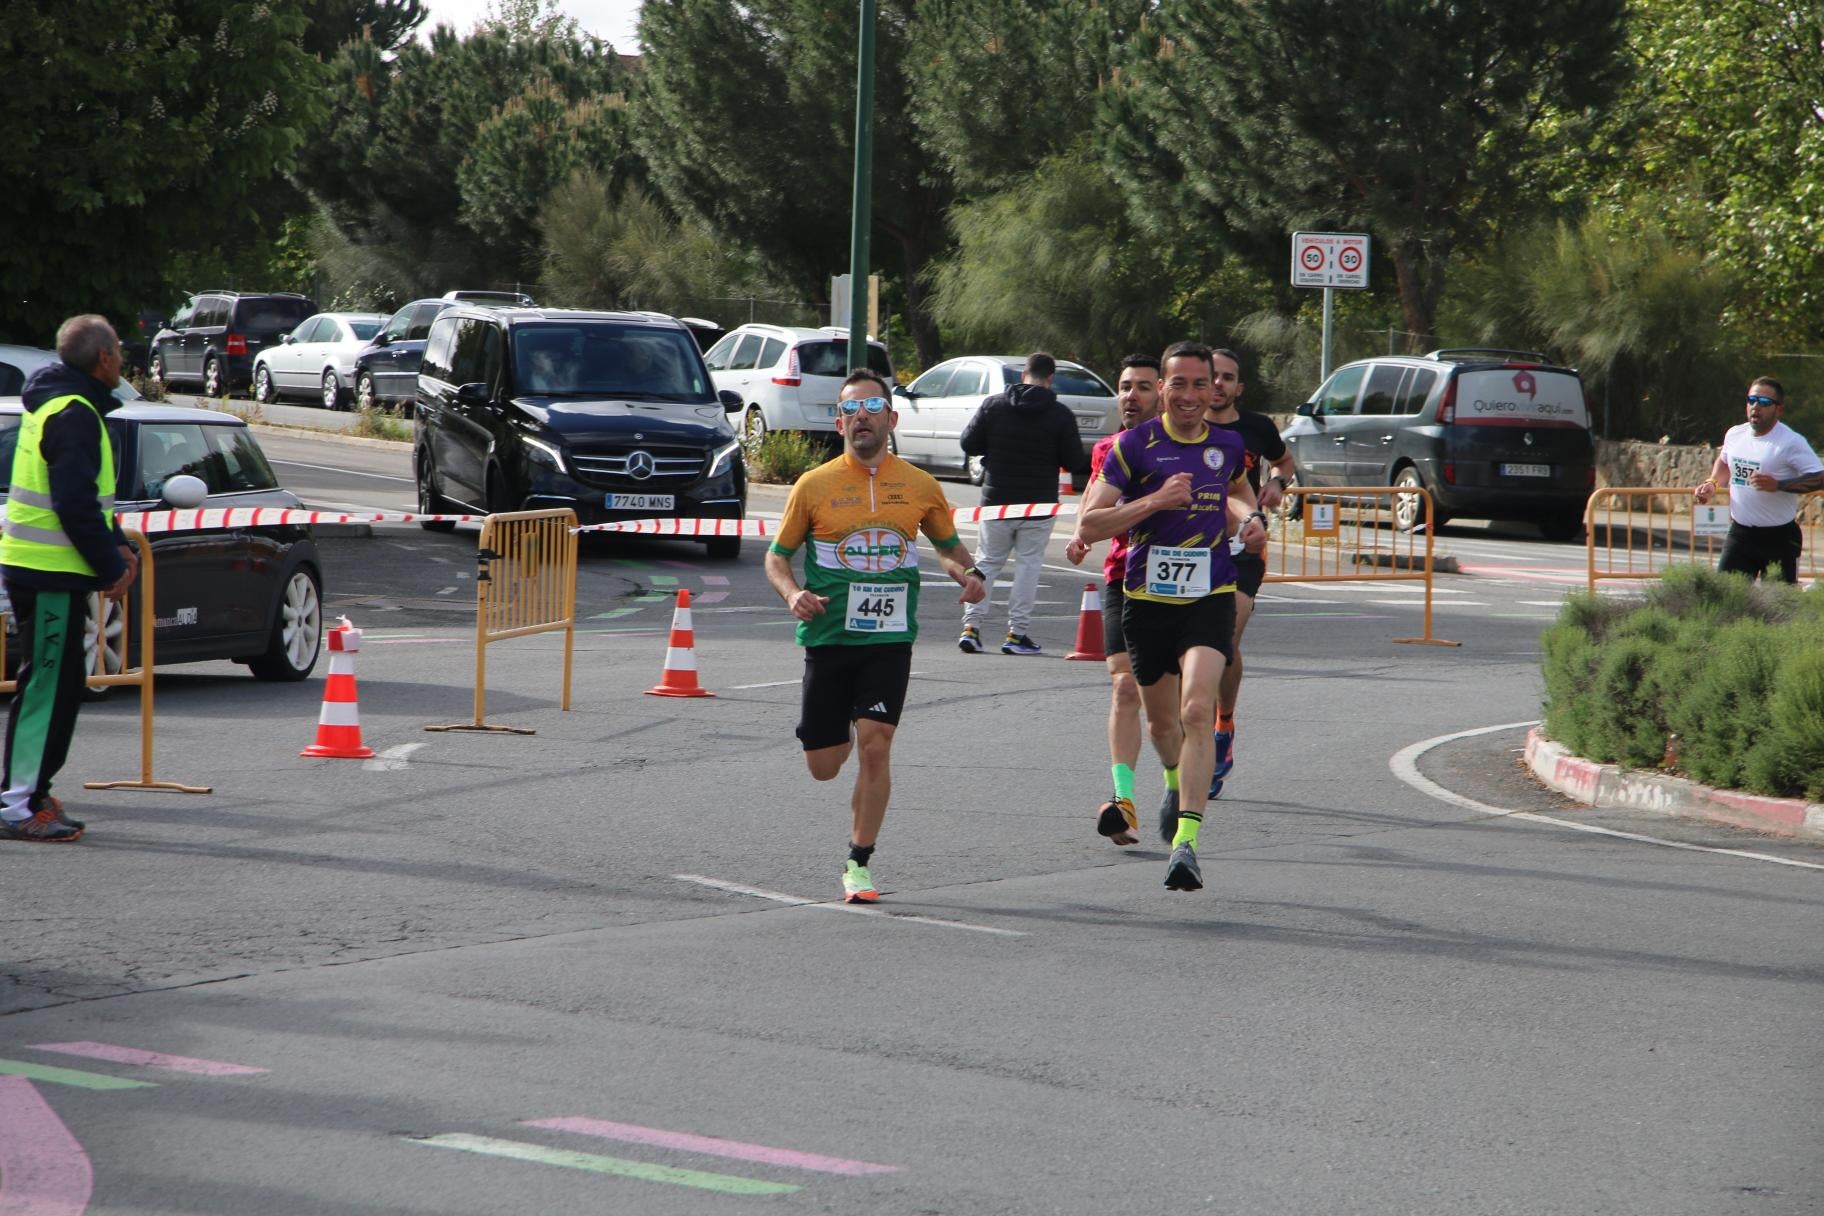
745;429;826;485
350;403;411;442
1541;566;1824;799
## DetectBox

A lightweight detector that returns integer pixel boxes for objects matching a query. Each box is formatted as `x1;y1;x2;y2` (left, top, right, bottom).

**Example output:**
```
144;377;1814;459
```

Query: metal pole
846;0;877;369
1320;287;1335;379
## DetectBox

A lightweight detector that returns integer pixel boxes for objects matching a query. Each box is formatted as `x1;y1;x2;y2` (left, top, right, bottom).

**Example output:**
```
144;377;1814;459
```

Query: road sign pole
1320;287;1335;380
845;0;876;370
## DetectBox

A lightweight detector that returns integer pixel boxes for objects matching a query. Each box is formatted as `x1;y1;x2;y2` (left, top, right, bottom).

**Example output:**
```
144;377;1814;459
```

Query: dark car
413;307;749;557
0;401;324;680
149;291;316;398
121;309;167;376
1282;349;1597;539
352;297;457;411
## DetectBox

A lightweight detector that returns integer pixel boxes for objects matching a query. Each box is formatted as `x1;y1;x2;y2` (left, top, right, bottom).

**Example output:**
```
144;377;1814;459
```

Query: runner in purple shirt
1077;342;1266;893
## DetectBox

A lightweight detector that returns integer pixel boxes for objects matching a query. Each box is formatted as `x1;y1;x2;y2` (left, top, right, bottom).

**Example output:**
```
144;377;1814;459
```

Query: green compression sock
1162;766;1180;792
1172;810;1202;848
1112;764;1135;800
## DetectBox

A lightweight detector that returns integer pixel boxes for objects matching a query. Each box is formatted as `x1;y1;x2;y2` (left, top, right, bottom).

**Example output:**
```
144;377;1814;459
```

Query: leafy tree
1103;0;1631;343
633;0;953;365
302;0;426;57
0;0;325;343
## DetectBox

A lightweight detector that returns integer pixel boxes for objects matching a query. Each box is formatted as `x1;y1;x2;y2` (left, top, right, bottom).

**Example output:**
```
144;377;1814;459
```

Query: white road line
362;742;426;772
1517;600;1565;607
270;459;415;483
1389;722;1824;871
1368;599;1490;607
674;874;1027;936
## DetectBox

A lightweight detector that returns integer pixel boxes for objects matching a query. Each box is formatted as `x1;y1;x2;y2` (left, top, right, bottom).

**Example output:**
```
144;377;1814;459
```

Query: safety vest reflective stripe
4;487;115;511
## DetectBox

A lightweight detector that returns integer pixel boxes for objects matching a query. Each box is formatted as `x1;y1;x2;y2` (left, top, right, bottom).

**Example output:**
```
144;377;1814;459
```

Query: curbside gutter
1524;728;1824;842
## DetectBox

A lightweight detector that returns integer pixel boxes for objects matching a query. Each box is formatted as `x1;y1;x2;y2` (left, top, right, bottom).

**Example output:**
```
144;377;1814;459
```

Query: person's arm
1776;469;1824;493
764;484;826;620
1227;473;1267;553
1259;451;1297;511
959;397;996;456
1695;450;1730;501
40;406;128;586
1057;408;1091;490
1078;473;1190;543
921;503;984;603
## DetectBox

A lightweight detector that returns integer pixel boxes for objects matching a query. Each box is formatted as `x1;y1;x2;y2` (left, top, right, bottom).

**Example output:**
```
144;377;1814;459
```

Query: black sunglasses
838;396;890;416
1746;394;1781;407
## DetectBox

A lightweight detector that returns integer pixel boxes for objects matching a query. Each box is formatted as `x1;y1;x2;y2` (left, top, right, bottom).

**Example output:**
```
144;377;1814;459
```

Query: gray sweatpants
961;515;1055;636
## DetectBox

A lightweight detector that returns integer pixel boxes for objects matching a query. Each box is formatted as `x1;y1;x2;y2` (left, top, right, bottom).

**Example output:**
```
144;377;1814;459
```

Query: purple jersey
1097;416;1248;603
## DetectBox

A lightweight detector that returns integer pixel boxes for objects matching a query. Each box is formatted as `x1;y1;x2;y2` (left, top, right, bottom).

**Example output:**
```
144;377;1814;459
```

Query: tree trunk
895;227;944;369
1388;242;1444;351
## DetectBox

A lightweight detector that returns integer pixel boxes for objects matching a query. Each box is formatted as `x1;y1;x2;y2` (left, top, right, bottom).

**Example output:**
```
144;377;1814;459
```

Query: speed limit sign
1290;232;1370;289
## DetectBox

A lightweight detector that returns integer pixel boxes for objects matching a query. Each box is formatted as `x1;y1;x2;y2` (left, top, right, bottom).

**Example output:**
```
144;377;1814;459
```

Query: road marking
269;459;414;483
363;743;425;773
675;874;1026;937
0;1060;155;1091
701;575;731;586
29;1043;266;1077
694;591;730;605
728;679;800;689
0;1076;93;1215
1390;722;1824;872
523;1118;899;1175
406;1133;799;1194
435;586;459;596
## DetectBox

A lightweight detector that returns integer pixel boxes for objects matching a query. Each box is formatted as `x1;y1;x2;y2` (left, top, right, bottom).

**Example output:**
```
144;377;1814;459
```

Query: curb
1524;728;1824;842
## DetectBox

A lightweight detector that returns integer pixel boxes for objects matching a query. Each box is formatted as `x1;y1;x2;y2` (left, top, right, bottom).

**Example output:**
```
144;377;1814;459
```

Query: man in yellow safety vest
0;315;138;842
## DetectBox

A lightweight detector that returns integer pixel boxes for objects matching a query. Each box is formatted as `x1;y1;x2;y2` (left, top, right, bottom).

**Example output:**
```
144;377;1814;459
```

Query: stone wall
1595;439;1716;489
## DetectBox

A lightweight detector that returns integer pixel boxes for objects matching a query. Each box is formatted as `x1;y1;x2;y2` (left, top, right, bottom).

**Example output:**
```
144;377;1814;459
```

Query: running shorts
1102;579;1128;658
1121;593;1237;687
1717;521;1803;584
1234;553;1266;599
795;642;914;750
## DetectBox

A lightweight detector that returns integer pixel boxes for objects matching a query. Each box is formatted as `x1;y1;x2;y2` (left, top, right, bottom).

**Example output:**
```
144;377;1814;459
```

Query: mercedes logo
1523;432;1535;446
626;450;656;480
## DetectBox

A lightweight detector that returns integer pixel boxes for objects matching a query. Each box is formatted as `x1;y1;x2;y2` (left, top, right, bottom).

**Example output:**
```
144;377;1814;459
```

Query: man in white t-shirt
1694;376;1824;582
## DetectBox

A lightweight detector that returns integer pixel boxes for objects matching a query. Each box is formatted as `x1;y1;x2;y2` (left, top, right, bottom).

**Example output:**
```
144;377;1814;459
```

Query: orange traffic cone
646;589;715;698
1058;467;1077;497
1065;583;1106;661
302;617;376;758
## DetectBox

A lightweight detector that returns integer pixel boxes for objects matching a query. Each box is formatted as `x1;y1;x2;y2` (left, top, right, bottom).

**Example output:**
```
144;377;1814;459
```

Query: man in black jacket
956;352;1090;655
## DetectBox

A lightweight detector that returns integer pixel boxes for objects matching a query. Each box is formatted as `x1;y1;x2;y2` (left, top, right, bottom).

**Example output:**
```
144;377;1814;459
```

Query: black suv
353;297;457;410
413;307;749;557
1283;349;1597;539
150;291;316;397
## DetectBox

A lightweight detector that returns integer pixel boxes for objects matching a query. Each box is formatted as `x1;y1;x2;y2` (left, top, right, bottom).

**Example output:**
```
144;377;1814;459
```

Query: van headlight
707;439;742;478
522;435;567;473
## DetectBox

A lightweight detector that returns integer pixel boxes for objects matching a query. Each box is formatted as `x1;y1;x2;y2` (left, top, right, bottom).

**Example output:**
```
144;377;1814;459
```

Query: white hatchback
704;324;894;443
251;312;386;410
890;355;1115;483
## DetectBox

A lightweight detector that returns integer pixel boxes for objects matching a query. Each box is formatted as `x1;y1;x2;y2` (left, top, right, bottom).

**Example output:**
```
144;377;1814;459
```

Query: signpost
1291;232;1370;379
846;1;877;371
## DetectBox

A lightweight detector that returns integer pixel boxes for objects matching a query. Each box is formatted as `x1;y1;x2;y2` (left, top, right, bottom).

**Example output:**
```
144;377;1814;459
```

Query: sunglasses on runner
838;396;891;416
1746;394;1781;407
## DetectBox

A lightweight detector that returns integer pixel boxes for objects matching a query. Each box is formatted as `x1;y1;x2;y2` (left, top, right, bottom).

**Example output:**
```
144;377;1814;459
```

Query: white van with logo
1282;349;1596;539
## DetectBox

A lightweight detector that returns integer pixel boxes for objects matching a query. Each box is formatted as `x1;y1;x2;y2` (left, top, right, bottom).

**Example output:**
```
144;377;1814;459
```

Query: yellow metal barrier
1268;487;1459;646
426;508;578;734
1585;488;1824;593
0;530;212;796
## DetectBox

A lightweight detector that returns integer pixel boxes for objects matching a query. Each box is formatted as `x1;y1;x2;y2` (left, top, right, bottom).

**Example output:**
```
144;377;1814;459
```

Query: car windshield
349;320;382;340
796;339;892;378
511;324;713;401
1054;367;1112;397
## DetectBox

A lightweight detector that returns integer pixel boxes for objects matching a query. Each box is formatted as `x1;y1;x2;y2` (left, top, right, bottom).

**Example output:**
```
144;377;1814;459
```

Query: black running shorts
1121;593;1237;687
1234;553;1266;599
796;642;914;751
1102;579;1128;658
1717;521;1803;584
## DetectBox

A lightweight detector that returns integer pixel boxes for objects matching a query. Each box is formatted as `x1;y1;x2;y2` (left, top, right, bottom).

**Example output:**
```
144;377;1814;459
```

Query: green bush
1541;567;1824;798
745;429;826;485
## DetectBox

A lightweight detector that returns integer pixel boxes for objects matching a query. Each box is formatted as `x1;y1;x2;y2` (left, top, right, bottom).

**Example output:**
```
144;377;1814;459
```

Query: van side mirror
455;382;492;406
892;385;914;399
373;332;392;348
718;389;744;414
1295;401;1317;417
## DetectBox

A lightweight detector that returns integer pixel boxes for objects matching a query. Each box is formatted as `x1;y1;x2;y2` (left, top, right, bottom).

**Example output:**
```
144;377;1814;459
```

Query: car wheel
705;535;742;560
743;408;767;447
254;364;277;404
1392;467;1428;532
967;454;986;486
82;592;126;699
202;356;224;399
148;353;166;393
1539;510;1586;542
322;370;348;411
245;567;323;681
356;371;377;412
416;451;458;532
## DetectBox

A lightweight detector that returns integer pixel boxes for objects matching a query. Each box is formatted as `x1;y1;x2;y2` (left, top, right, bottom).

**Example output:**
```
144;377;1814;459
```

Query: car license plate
607;493;675;511
1500;463;1551;478
1073;413;1103;431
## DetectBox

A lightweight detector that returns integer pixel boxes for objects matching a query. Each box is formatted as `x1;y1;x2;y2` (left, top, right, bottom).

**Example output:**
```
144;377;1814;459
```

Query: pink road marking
29;1042;267;1078
523;1117;899;1176
0;1076;93;1215
700;575;731;586
693;592;729;605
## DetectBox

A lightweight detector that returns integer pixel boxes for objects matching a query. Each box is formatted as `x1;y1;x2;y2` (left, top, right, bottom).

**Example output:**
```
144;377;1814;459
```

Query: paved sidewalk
1525;728;1824;842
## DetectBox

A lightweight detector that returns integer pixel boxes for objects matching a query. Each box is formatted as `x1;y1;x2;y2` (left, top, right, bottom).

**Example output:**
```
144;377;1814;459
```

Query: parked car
149;291;316;398
352;298;458;411
0;344;142;403
702;323;893;444
413;306;749;557
121;309;167;376
890;355;1115;483
677;316;726;352
251;312;386;410
0;400;324;681
442;289;537;307
1282;349;1597;538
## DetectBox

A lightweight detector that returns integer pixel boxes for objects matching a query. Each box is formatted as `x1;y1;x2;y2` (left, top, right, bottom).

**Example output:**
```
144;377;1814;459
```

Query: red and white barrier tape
113;501;1078;538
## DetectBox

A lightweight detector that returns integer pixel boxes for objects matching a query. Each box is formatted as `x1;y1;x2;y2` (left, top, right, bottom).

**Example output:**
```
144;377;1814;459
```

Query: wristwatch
1248;510;1268;527
964;565;985;582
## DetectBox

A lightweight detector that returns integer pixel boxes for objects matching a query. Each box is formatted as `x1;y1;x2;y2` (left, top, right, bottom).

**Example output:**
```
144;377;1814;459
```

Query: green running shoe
842;860;879;903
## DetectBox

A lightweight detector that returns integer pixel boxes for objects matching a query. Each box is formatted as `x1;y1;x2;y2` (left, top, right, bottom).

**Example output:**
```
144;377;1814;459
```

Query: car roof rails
1426;347;1551;364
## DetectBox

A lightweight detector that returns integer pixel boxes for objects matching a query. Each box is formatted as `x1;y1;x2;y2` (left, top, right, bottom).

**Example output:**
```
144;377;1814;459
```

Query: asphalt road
1;422;1818;1215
